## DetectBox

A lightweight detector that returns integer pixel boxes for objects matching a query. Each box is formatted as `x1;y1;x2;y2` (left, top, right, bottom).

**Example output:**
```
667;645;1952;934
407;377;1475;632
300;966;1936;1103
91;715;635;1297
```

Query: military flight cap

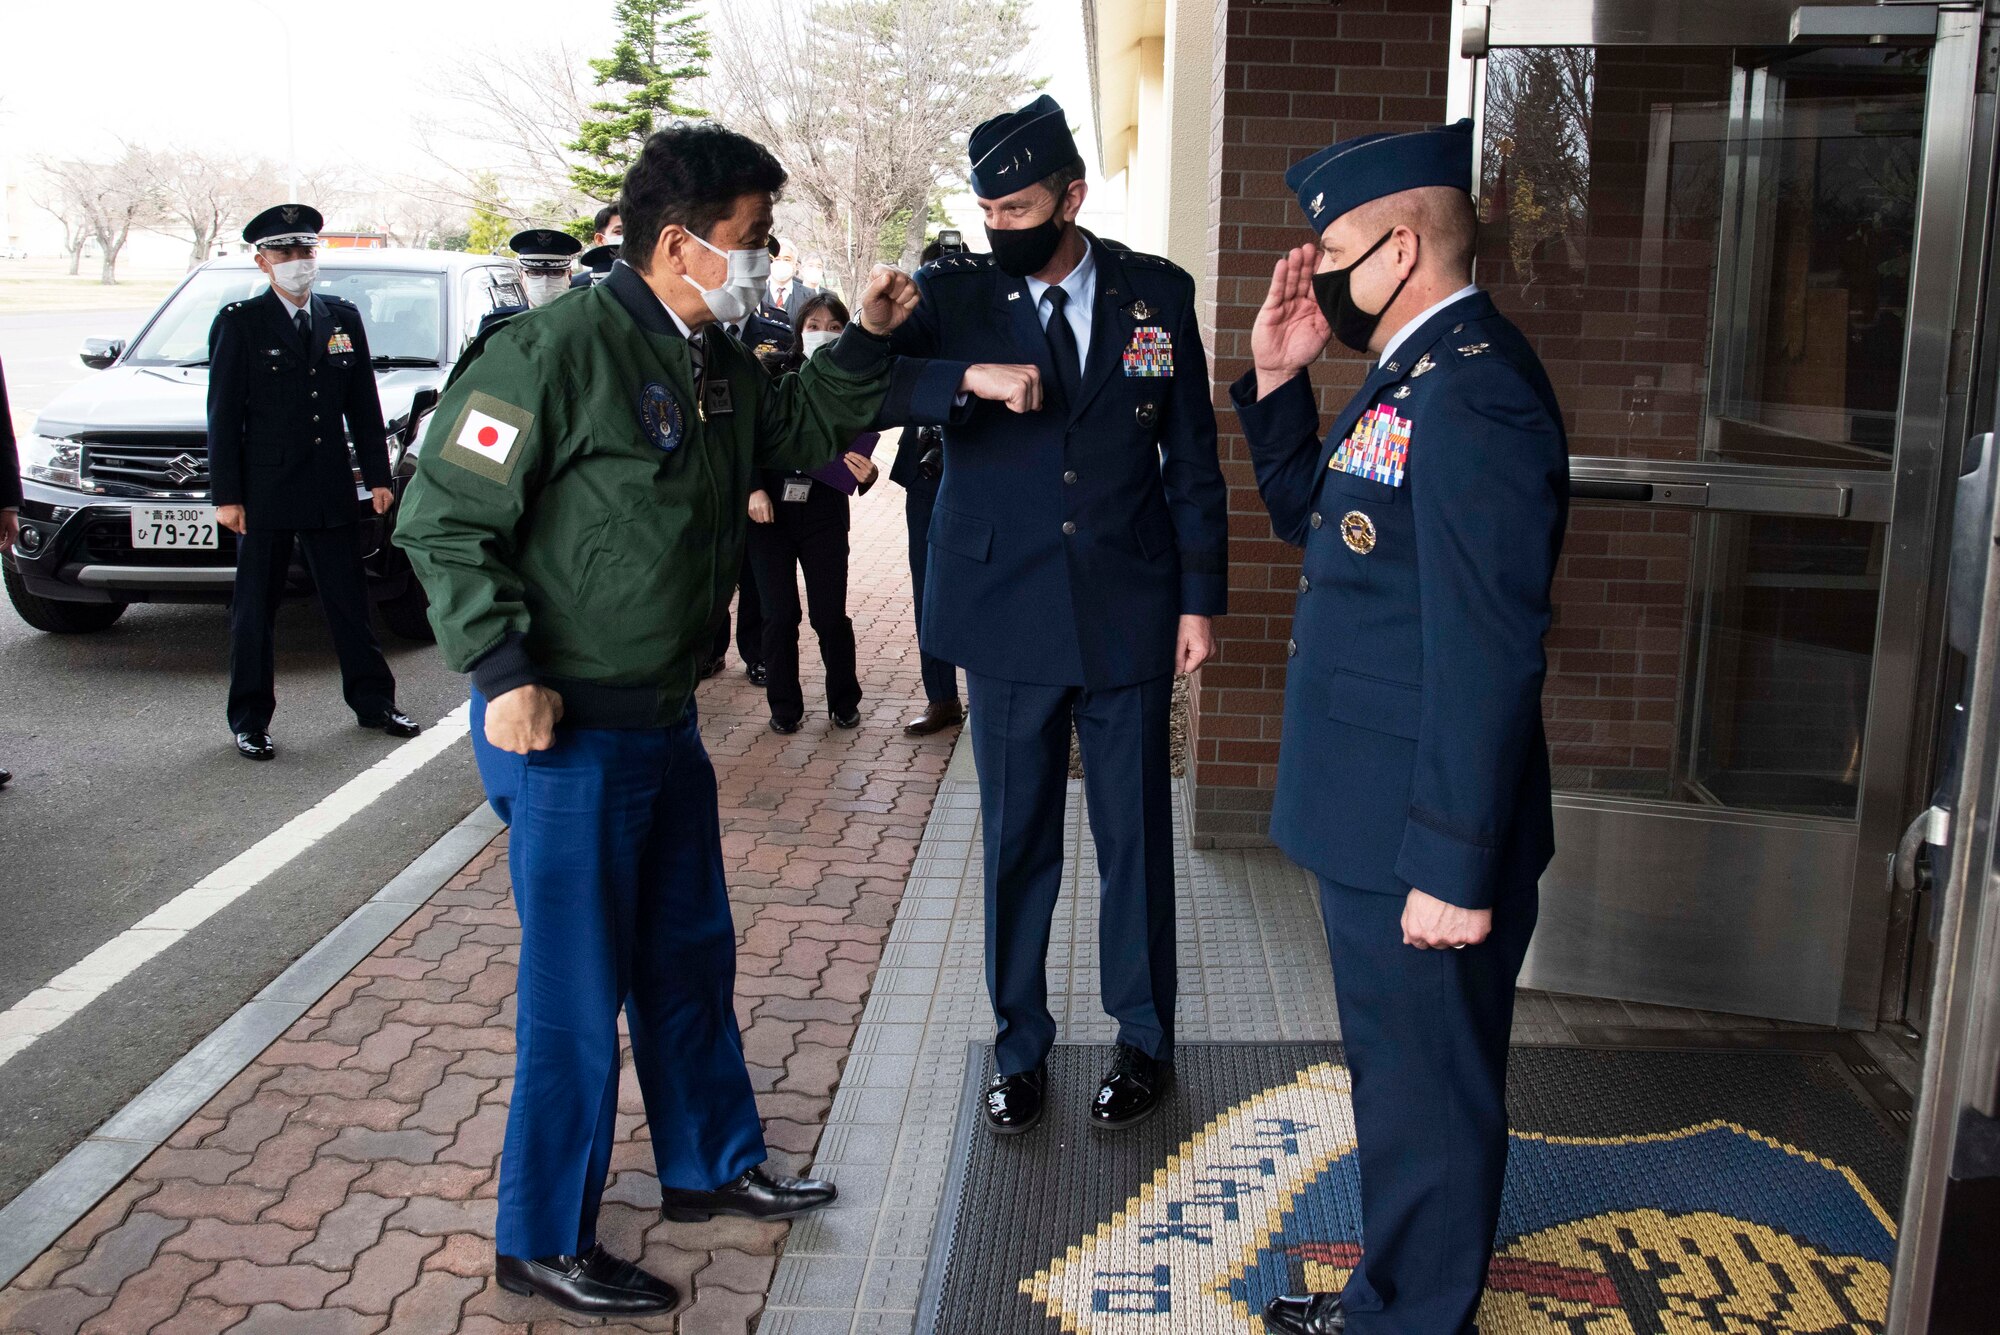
1286;119;1475;234
242;203;323;248
508;228;582;271
968;93;1081;200
578;242;619;272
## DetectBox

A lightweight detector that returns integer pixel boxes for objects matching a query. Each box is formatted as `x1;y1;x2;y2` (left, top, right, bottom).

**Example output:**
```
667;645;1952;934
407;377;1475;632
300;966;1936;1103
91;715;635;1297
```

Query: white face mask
270;256;317;295
771;260;797;288
522;273;569;307
681;229;771;323
801;328;841;356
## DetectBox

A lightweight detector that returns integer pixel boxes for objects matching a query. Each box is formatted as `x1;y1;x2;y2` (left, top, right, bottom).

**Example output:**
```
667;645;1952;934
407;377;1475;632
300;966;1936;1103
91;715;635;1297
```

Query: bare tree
711;0;1037;297
414;42;600;225
30;183;89;275
36;150;167;284
146;151;282;268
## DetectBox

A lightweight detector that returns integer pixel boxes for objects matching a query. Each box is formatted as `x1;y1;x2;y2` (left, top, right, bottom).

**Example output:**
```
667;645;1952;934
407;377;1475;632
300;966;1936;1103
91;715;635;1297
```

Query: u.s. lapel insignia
1340;511;1377;555
1392;385;1411;400
1007;290;1022;301
1458;342;1491;357
1410;354;1436;378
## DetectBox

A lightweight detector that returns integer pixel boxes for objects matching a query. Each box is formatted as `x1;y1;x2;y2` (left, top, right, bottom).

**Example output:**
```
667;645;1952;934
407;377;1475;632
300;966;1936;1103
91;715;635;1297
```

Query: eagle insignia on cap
1311;192;1325;214
280;205;300;224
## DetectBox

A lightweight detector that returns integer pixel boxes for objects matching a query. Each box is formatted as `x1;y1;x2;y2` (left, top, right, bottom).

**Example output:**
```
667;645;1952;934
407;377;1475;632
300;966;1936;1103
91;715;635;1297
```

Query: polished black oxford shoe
1091;1044;1169;1129
359;708;421;738
984;1065;1047;1135
747;661;769;686
494;1244;678;1316
0;767;11;788
1263;1293;1347;1333
235;731;275;761
902;699;965;737
659;1164;836;1222
829;707;862;730
771;716;802;735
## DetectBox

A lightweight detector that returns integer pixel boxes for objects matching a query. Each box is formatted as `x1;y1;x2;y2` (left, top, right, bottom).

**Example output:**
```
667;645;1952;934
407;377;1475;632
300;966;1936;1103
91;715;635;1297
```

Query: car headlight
21;434;84;490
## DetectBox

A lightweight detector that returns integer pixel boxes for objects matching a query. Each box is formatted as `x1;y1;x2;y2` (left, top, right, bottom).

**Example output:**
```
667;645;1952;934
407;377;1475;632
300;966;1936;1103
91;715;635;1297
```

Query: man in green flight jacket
395;123;962;1320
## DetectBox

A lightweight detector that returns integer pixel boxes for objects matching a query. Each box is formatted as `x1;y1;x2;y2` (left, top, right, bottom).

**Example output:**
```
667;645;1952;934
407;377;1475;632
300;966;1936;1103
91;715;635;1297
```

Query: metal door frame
1450;0;1990;1025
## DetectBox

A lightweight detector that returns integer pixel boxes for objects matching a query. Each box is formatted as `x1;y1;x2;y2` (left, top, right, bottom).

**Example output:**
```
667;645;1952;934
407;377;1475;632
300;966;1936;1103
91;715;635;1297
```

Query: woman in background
746;293;879;733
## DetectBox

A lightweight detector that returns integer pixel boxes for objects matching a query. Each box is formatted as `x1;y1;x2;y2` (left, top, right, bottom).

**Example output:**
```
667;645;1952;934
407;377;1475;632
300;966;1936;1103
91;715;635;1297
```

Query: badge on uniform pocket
1123;326;1174;377
1329;405;1412;487
327;330;354;355
638;382;684;454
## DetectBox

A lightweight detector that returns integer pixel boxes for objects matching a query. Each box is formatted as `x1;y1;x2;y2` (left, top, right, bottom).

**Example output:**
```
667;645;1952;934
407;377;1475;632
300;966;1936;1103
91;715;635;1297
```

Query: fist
960;363;1043;414
484;684;563;755
748;490;775;524
1401;888;1492;950
857;265;920;336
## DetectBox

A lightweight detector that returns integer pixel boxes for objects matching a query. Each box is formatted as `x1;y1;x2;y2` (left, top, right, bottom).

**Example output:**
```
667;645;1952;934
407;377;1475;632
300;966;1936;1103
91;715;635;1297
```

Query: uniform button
1310;511;1323;530
312;415;320;423
1063;470;1078;484
1061;521;1077;536
1287;638;1297;657
309;391;318;399
308;368;316;376
1299;575;1311;592
314;437;323;445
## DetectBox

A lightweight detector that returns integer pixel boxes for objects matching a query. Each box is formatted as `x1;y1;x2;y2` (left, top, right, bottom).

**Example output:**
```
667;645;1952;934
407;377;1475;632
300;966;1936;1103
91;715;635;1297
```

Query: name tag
702;378;735;418
782;478;812;504
1330;406;1411;487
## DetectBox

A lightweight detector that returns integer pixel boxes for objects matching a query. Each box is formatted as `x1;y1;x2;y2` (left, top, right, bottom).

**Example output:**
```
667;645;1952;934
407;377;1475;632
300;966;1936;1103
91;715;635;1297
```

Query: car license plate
130;506;219;550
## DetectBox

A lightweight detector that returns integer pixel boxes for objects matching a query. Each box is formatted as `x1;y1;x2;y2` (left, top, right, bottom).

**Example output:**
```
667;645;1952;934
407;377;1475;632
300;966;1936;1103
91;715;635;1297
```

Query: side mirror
408;387;440;420
79;337;124;370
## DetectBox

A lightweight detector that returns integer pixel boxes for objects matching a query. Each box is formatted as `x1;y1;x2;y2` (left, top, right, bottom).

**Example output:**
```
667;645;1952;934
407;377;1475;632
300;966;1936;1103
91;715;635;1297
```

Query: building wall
1193;0;1453;842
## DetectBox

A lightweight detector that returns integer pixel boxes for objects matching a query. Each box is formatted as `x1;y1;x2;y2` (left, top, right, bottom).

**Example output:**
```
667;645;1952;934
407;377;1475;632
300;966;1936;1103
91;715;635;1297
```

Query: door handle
1570;480;1652;502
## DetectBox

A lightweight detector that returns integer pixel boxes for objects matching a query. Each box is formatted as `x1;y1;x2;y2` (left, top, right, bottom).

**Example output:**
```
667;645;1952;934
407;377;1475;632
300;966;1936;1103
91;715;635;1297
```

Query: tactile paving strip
920;1042;1905;1334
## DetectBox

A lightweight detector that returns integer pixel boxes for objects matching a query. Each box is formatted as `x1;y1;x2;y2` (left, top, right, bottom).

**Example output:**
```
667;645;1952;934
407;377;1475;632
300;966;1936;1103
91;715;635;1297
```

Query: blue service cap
968;94;1081;200
242;203;323;247
508;228;582;269
1286;119;1474;233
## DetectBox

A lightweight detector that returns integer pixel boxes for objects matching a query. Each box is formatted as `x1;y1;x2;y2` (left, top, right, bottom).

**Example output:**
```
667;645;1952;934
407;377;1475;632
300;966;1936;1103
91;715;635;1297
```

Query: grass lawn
0;258;185;314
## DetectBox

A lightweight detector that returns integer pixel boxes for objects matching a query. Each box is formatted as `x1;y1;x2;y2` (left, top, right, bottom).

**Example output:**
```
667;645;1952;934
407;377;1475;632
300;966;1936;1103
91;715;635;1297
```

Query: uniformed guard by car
879;94;1230;1137
474;228;582;338
393;123;1004;1320
206;204;421;761
1232;120;1570;1335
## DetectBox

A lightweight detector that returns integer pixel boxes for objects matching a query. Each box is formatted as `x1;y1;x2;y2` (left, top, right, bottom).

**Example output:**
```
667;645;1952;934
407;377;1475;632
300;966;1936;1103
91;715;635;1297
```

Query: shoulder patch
437;390;534;486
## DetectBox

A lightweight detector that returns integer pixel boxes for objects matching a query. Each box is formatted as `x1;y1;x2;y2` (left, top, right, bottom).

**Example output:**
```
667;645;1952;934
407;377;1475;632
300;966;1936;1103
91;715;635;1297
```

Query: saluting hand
857;265;921;336
1251;243;1332;400
1401;888;1492;950
485;684;564;755
960;364;1043;414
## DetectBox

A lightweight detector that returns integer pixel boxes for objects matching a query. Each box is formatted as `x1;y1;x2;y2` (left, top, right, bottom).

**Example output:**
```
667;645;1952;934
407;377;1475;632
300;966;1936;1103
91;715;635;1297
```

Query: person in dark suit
570;205;621;289
890;241;962;737
745;292;880;732
206;204;420;761
1234;121;1570;1335
0;354;17;788
477;228;583;339
760;237;820;325
878;95;1230;1135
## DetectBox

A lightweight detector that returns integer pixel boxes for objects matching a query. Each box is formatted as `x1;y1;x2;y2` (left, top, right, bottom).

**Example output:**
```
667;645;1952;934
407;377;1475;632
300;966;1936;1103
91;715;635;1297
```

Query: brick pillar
1193;0;1451;844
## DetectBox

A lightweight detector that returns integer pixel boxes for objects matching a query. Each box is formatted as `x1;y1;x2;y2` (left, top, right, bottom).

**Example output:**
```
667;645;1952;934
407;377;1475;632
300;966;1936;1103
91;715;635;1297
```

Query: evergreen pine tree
569;0;711;204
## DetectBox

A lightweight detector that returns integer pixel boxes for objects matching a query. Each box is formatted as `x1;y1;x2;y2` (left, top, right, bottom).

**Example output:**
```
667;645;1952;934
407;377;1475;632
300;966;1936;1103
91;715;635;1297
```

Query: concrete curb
0;803;505;1288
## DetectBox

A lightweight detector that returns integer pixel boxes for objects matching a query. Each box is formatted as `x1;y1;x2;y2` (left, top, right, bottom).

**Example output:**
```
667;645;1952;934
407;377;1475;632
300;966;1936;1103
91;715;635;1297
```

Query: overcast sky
0;0;1102;199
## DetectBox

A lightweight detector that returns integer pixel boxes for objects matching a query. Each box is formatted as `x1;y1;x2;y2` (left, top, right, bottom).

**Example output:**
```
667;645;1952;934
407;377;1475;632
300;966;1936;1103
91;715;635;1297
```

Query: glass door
1466;4;1983;1022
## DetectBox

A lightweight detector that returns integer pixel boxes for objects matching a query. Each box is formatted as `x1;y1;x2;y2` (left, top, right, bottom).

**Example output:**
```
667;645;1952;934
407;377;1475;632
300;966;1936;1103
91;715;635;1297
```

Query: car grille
79;435;211;496
76;513;238;567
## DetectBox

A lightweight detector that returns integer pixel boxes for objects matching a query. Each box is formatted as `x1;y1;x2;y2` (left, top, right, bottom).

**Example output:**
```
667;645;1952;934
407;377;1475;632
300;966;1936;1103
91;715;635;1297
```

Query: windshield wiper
174;358;210;367
371;355;438;368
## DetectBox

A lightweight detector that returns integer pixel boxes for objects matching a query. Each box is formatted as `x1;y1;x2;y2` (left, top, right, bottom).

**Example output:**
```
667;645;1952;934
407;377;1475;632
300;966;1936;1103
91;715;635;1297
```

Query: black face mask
986;213;1068;279
1312;229;1412;353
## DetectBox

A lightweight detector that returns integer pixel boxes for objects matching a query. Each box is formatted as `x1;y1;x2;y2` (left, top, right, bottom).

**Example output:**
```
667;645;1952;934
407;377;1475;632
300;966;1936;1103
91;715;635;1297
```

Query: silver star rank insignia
1458;342;1491;357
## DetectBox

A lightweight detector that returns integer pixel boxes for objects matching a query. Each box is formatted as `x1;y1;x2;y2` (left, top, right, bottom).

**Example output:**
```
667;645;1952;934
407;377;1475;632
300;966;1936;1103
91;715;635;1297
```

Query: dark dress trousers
1;355;21;512
887;424;958;705
746;466;863;724
882;235;1229;1076
705;312;795;669
1233;289;1569;1335
207;288;397;733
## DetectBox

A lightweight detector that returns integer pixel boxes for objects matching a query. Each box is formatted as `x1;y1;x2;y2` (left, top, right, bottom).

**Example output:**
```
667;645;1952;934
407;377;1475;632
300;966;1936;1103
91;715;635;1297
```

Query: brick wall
1193;0;1452;843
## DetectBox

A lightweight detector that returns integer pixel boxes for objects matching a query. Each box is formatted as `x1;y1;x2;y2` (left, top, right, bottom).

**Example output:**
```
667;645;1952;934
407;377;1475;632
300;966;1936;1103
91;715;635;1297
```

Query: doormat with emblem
918;1041;1904;1335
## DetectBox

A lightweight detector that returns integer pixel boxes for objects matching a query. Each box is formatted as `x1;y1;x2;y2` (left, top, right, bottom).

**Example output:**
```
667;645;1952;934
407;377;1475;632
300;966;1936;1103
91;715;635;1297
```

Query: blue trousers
966;671;1176;1075
904;490;960;705
1317;877;1537;1335
471;691;765;1260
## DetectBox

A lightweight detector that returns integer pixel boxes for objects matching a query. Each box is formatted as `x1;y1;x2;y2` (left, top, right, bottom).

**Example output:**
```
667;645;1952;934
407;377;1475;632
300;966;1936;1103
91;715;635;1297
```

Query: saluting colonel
1234;120;1569;1335
475;228;583;339
206;203;420;762
880;95;1230;1136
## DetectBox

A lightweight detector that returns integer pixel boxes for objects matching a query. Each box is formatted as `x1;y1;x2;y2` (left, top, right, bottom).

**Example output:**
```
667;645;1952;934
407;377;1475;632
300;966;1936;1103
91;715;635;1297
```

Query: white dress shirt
1025;242;1098;375
1378;283;1479;368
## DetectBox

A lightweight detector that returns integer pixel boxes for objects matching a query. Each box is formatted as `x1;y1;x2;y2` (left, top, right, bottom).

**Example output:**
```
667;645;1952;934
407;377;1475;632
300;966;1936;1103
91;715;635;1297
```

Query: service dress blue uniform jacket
881;234;1229;686
1232;290;1569;909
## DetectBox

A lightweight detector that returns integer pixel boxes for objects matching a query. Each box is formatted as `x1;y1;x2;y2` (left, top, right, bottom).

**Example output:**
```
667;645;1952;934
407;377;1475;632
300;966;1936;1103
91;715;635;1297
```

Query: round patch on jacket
1340;510;1377;554
638;381;683;454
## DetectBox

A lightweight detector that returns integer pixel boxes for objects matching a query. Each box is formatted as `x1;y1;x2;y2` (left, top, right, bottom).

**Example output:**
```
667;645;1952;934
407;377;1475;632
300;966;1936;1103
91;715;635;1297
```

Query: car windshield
124;267;447;366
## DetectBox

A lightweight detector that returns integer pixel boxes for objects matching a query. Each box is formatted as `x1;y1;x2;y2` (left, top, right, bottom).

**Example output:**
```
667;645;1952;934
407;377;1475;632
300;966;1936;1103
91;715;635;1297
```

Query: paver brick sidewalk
0;489;953;1335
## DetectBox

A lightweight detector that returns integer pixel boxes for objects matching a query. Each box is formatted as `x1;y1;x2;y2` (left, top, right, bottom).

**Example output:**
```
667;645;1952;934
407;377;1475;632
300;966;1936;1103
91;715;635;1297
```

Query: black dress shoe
659;1164;836;1222
1263;1293;1347;1334
358;708;421;738
235;732;275;761
0;767;11;789
495;1244;678;1316
829;707;862;729
984;1065;1047;1135
747;661;769;687
701;655;727;680
770;716;802;735
902;699;965;737
1092;1044;1169;1129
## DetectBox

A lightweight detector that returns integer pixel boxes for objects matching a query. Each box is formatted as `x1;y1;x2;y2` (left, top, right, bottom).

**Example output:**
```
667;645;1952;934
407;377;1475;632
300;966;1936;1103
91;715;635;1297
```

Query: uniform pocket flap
1320;467;1403;506
929;505;993;562
1327;670;1422;740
